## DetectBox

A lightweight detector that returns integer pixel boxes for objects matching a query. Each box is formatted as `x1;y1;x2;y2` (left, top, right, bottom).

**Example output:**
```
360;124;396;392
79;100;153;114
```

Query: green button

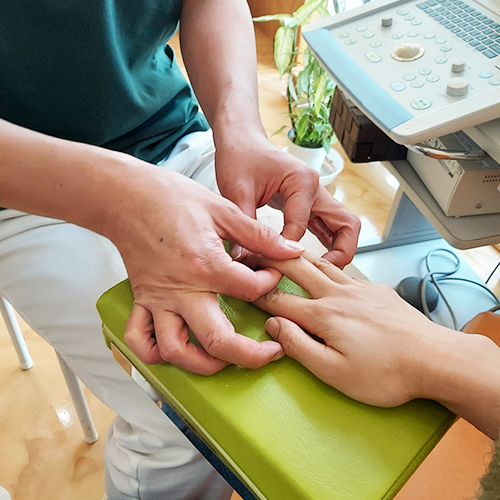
435;38;447;44
411;19;422;25
364;32;375;38
345;38;357;45
427;75;440;82
435;56;448;64
405;14;415;20
418;68;432;75
356;26;367;32
403;73;417;81
424;33;436;39
338;32;350;39
397;9;409;15
370;41;382;48
440;45;452;52
408;31;419;37
411;98;432;109
490;78;500;86
411;80;425;88
364;51;382;63
392;33;404;39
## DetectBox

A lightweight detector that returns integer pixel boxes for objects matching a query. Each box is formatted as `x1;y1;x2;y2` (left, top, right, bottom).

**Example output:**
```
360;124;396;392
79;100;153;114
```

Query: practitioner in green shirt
0;1;360;499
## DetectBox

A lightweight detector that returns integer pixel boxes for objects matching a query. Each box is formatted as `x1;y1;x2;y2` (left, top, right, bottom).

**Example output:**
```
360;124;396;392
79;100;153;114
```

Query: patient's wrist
405;325;469;403
412;329;500;437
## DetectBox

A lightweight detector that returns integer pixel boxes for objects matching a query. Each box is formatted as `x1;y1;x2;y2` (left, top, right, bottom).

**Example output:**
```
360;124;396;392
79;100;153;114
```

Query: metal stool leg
56;352;99;444
1;296;98;443
0;297;33;370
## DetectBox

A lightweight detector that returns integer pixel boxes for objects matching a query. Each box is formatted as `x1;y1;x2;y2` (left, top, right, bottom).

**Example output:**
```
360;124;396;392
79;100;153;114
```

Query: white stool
0;486;11;500
0;297;98;444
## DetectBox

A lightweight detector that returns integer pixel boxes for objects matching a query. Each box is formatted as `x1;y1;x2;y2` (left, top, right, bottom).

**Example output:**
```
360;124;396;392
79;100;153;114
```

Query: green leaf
252;13;293;23
296;64;313;97
295;112;310;143
274;26;295;76
320;102;332;120
313;73;328;115
282;17;300;29
303;47;312;68
287;72;299;103
294;0;326;25
270;125;287;138
325;79;336;93
310;58;322;82
317;5;330;17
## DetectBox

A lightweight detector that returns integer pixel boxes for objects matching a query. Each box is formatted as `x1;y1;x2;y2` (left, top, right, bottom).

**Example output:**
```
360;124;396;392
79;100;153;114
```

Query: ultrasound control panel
303;0;500;144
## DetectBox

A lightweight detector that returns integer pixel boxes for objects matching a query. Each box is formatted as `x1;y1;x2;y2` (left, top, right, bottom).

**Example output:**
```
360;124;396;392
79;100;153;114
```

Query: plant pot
286;130;327;173
285;129;344;186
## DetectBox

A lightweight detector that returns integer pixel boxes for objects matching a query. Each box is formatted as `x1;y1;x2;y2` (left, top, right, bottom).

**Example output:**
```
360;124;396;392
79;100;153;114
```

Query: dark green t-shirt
0;0;209;163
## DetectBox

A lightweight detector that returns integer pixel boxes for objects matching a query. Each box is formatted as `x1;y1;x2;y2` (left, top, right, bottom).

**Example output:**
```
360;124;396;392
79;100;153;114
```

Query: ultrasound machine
304;0;500;328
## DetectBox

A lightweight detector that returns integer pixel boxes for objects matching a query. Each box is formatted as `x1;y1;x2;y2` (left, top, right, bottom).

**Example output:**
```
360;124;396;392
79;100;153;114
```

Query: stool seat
97;278;455;500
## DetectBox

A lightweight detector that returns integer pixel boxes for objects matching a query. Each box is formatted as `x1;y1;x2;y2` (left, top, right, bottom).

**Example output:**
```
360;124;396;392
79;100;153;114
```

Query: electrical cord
489;304;500;313
485;260;500;285
419;248;500;330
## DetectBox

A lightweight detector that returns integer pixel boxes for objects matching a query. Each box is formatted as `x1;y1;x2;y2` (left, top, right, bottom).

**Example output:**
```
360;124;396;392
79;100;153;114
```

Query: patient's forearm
417;331;500;440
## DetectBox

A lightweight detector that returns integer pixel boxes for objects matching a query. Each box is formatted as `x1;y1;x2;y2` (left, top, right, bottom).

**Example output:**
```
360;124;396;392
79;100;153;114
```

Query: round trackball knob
391;43;424;61
394;44;420;59
446;77;469;96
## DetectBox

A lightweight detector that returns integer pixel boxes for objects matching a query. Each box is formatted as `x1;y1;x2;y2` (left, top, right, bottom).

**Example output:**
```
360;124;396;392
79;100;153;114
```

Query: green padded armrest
97;279;454;500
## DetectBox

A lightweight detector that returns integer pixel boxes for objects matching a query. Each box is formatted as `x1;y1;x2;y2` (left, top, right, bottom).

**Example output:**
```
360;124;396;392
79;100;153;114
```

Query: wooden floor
1;27;499;500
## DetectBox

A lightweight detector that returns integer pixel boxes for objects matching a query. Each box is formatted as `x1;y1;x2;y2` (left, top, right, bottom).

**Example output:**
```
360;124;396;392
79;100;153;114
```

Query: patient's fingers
275;256;339;298
247;250;354;300
268;253;353;297
254;287;319;328
265;316;345;385
301;251;353;284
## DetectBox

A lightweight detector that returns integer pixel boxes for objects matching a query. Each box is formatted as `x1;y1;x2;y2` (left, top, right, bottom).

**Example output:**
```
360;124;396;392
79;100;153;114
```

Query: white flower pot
286;130;327;174
285;129;344;187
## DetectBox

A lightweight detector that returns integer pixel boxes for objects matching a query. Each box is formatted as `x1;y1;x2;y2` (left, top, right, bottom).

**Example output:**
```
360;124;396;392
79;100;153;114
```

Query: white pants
0;131;233;500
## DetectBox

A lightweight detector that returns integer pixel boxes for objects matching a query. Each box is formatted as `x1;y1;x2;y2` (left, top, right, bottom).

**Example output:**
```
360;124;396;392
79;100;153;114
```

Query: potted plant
254;0;344;178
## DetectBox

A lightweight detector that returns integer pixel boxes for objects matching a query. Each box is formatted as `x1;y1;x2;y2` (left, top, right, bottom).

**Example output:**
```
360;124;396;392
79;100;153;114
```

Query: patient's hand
253;252;457;407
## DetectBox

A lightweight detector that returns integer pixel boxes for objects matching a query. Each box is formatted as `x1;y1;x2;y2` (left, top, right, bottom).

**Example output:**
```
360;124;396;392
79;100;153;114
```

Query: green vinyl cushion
97;278;454;500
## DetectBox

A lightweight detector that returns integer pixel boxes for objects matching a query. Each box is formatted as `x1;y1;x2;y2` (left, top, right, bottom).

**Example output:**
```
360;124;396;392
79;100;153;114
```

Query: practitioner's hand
112;169;305;375
214;132;360;269
253;252;459;407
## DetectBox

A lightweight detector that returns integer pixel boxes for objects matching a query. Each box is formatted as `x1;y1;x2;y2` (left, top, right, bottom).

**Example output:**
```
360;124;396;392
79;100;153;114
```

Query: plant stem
287;71;296;131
